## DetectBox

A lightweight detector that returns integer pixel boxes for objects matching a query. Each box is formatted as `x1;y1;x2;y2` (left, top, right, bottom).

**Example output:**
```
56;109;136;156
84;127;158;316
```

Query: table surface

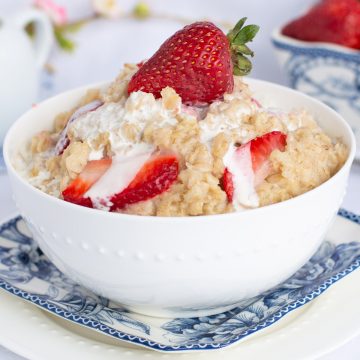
1;0;360;358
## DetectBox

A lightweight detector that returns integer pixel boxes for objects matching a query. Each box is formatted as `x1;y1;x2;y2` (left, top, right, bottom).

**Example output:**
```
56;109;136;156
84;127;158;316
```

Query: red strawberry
62;153;179;211
128;18;259;105
222;131;287;202
282;0;360;49
109;152;179;211
54;100;103;156
221;168;234;202
250;131;287;172
62;158;112;208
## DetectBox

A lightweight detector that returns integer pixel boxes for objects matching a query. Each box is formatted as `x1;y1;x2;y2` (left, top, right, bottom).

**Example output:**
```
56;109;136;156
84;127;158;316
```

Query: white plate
1;214;360;359
0;210;360;352
0;259;360;360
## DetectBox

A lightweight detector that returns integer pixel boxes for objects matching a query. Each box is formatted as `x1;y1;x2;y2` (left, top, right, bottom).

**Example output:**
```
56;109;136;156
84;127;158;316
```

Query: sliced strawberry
54;100;103;156
64;196;93;208
221;168;235;202
109;153;179;211
62;158;112;207
250;131;287;172
128;18;259;105
221;131;287;203
62;153;179;211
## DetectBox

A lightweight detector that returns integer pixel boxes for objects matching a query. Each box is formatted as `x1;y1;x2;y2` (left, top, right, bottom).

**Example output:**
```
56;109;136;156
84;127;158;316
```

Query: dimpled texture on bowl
3;79;356;318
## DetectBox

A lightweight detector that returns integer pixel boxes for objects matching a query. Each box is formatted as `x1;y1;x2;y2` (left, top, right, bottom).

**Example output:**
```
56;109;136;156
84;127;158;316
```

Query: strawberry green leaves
227;17;260;76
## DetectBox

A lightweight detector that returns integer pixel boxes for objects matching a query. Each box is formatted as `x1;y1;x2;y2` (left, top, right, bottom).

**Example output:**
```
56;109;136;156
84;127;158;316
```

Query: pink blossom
34;0;68;26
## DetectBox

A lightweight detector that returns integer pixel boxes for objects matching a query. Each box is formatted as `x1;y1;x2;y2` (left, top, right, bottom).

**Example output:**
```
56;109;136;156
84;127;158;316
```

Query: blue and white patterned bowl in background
271;28;360;160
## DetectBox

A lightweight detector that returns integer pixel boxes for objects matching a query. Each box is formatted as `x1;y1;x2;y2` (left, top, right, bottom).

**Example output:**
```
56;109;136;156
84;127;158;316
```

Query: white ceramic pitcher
0;9;53;144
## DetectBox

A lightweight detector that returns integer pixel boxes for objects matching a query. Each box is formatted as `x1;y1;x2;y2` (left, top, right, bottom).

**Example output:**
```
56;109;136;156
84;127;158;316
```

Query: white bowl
271;28;360;159
3;79;356;318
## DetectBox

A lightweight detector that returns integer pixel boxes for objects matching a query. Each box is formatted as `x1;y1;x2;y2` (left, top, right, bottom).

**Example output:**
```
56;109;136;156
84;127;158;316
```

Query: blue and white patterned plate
0;209;360;353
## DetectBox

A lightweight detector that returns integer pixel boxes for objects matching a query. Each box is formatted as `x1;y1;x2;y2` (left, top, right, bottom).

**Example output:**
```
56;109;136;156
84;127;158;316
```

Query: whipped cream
223;144;259;211
200;99;256;145
70;91;189;159
88;148;104;161
124;91;179;127
54;100;103;156
70;101;128;156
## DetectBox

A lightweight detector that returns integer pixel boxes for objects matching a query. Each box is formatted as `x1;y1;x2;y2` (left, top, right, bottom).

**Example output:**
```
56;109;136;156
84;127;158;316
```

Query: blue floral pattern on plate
0;209;359;352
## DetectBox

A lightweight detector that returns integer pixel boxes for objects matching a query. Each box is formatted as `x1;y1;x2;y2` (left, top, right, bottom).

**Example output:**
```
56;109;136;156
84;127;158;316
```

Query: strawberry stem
227;17;260;76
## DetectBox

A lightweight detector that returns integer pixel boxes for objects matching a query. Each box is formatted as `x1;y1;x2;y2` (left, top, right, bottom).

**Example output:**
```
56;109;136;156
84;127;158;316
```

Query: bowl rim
271;27;360;56
3;78;356;223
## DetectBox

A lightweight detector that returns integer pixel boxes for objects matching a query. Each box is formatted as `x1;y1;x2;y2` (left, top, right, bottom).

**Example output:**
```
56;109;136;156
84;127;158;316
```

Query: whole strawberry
128;18;259;105
282;0;360;49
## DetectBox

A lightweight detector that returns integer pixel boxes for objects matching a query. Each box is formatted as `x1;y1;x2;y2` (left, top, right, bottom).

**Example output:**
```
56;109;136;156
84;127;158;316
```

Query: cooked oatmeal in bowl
13;18;349;217
17;67;348;217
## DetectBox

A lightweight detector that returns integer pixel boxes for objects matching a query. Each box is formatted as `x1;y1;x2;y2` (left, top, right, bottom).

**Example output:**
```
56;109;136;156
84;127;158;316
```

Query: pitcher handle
15;9;53;68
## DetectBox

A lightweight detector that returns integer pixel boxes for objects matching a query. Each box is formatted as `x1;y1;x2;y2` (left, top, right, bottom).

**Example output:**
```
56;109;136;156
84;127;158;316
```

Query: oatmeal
14;19;348;216
15;71;347;216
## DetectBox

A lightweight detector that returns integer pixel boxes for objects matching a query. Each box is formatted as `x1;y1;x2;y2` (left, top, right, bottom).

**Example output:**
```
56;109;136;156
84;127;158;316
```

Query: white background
1;0;360;358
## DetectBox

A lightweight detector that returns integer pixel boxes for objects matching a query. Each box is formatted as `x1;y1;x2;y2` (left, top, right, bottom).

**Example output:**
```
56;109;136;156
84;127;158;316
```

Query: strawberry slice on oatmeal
222;131;287;209
62;152;179;211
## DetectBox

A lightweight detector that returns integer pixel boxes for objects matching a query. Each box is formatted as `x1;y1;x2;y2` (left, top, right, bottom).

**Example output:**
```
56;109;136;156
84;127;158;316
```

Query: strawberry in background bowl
283;0;360;50
272;0;360;159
